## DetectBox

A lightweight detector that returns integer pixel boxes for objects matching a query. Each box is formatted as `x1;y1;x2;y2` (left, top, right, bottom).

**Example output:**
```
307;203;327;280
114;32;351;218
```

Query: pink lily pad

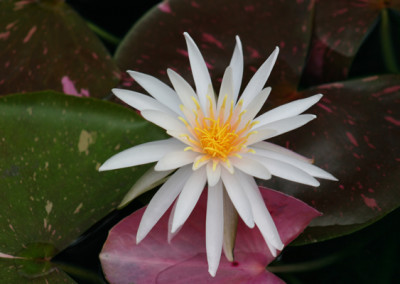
100;187;320;283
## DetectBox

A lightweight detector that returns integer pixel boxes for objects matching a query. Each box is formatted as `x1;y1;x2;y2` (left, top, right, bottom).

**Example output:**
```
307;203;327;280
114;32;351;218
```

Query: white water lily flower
100;32;337;276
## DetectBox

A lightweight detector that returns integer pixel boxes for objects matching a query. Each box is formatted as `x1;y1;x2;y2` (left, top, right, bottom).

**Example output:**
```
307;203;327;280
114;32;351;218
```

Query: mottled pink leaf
262;74;400;243
0;0;120;97
100;187;320;284
303;0;399;84
114;0;314;101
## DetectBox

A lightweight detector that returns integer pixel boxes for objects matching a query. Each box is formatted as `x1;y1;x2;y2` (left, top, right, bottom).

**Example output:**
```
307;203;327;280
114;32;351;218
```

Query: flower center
195;118;240;160
179;94;258;170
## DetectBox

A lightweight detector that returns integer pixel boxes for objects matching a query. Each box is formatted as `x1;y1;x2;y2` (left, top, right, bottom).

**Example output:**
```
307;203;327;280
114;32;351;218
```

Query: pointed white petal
255;94;323;126
220;168;254;228
252;141;312;163
222;189;238;262
118;166;174;208
230;156;271;180
237;171;284;253
171;168;207;233
192;155;210;170
112;88;176;116
206;161;222;187
141;110;186;133
155;150;197;171
136;166;192;243
184;32;212;111
167;69;198;110
128;70;181;114
240;87;271;125
241;47;279;108
205;84;217;118
253;114;316;139
229;36;243;102
217;66;234;120
250;155;320;186
253;148;337;181
99;138;184;171
206;181;224;277
220;158;234;174
246;128;277;145
167;201;181;243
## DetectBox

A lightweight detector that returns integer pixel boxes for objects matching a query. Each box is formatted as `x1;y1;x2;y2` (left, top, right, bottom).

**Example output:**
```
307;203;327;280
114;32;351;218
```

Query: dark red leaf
261;74;400;243
0;0;120;97
115;0;314;98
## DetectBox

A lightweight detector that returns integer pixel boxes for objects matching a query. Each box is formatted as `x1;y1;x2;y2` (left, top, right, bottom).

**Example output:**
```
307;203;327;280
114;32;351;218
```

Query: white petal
246;128;277;145
192;155;210;170
99;138;184;171
220;168;254;228
220;158;234;174
250;155;320;186
136;166;192;243
253;114;317;139
239;87;271;128
241;47;279;109
184;32;212;111
230;156;271;180
167;69;198;110
167;201;181;243
118;166;174;208
128;70;181;114
206;181;224;277
222;189;237;262
252;148;337;181
217;66;234;120
155;150;198;171
255;94;323;126
171;168;207;233
206;161;222;187
237;171;284;254
252;141;312;163
112;88;175;116
141;110;186;133
229;36;244;103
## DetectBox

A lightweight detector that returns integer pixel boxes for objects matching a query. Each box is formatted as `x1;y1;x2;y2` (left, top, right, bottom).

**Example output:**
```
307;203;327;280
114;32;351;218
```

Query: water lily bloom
100;32;337;276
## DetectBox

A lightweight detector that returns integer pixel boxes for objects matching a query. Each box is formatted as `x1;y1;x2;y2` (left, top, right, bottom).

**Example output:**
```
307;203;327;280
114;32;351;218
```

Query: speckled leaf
0;0;120;97
100;187;320;284
303;0;399;84
260;74;400;243
114;0;314;99
0;91;166;282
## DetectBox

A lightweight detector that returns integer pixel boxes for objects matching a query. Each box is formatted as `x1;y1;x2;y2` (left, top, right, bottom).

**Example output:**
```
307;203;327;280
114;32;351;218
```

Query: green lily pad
0;0;120;97
0;91;166;282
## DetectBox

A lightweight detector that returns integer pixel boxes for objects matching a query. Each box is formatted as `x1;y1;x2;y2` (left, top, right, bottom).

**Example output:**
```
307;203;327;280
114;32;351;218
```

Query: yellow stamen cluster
180;94;257;168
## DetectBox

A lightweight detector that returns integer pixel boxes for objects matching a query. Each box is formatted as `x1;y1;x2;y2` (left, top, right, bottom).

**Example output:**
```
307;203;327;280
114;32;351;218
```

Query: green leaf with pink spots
0;91;166;282
0;0;120;97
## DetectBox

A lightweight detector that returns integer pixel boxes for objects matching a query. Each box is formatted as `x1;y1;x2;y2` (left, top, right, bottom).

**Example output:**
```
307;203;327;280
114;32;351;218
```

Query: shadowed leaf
114;0;314;102
0;0;120;97
303;0;400;84
261;74;400;243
